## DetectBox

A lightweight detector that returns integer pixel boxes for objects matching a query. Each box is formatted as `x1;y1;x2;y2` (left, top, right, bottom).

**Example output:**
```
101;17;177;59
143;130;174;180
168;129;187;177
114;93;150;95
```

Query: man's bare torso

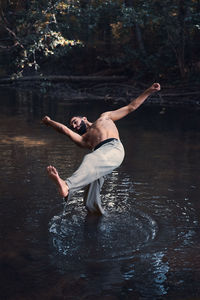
82;115;120;150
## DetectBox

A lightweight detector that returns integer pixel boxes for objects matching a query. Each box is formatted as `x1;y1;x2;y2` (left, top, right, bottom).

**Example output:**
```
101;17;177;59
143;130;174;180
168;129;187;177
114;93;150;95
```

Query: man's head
69;116;88;135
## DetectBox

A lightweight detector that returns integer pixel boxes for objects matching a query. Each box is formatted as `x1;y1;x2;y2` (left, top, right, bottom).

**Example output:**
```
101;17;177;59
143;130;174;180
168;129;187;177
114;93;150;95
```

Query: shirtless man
42;83;160;214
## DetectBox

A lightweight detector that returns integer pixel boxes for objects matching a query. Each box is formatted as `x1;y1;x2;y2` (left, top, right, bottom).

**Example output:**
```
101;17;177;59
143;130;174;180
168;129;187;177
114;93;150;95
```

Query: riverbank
0;75;199;108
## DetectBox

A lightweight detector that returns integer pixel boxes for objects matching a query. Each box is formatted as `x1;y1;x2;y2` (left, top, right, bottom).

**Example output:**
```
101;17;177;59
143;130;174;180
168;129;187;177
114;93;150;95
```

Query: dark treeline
0;0;200;83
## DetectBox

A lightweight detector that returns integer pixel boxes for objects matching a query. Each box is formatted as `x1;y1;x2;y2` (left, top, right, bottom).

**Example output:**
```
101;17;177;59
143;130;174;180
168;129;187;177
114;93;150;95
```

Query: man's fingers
153;83;161;90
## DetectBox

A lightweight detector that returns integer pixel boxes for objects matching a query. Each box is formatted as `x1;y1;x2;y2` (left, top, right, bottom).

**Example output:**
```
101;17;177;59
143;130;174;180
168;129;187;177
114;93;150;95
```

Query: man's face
70;117;87;135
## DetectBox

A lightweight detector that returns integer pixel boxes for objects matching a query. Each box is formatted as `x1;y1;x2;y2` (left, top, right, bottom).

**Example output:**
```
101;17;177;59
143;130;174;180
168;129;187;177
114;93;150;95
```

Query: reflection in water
0;87;200;299
122;251;169;298
48;170;199;298
1;135;47;147
49;172;158;259
49;196;170;298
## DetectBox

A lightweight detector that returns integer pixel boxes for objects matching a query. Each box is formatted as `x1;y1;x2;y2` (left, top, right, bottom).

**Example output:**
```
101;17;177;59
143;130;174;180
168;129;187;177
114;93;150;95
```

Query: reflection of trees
122;251;169;298
0;88;57;118
1;135;47;147
122;122;200;195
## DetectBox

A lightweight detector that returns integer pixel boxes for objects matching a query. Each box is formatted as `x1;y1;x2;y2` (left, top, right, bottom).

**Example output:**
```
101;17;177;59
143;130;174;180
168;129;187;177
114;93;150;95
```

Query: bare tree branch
0;8;24;50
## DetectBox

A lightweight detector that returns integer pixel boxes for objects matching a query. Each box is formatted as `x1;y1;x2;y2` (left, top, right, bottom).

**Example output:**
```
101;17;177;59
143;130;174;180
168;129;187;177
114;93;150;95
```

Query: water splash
49;202;158;261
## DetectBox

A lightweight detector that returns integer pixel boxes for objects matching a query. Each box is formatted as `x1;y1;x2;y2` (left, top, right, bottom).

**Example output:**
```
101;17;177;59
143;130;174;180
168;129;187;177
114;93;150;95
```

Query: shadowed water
0;87;200;299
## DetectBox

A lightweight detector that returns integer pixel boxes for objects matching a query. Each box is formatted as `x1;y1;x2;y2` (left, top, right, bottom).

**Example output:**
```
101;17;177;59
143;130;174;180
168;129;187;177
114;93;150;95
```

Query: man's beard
76;120;87;135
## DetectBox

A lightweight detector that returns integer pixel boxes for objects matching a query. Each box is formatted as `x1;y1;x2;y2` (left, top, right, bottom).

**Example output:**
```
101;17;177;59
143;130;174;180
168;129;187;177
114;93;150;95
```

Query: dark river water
0;87;200;300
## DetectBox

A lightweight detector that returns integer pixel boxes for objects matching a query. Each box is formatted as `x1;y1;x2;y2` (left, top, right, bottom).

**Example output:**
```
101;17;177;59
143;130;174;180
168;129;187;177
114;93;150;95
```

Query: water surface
0;87;200;299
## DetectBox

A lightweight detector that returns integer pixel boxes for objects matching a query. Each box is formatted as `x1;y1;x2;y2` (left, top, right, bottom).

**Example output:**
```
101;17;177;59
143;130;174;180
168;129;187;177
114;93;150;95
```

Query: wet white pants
65;139;125;214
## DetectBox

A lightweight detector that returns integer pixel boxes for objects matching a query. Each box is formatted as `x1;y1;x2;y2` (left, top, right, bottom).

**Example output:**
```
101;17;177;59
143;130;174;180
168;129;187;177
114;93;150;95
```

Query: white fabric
66;139;125;214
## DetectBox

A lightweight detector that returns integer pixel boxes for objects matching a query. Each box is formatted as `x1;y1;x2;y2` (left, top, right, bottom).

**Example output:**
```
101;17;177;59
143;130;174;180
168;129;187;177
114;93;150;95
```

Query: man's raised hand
42;116;51;125
150;83;161;93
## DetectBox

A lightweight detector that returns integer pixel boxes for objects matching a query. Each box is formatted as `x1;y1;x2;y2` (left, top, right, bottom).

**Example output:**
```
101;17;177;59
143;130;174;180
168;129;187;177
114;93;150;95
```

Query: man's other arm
42;116;85;147
101;83;161;122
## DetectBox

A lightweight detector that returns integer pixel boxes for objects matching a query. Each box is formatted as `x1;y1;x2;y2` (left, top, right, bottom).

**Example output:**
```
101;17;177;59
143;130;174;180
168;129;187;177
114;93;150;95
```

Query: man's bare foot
47;165;69;198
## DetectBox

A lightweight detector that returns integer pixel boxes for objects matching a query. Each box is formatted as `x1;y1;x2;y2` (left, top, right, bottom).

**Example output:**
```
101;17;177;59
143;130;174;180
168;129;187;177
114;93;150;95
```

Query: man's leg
47;139;124;207
83;177;105;214
66;139;124;197
47;166;69;198
65;140;124;213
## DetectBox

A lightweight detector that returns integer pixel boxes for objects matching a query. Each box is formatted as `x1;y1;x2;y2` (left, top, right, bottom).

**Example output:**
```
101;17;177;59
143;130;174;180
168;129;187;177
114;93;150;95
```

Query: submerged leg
47;165;69;198
83;177;105;215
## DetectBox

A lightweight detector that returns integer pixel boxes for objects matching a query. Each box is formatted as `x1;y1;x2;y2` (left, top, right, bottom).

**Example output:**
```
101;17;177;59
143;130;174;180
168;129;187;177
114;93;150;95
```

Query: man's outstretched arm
42;116;85;147
102;83;161;121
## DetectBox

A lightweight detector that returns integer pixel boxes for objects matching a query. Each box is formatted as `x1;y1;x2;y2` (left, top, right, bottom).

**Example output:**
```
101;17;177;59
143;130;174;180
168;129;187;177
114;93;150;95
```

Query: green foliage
0;0;200;81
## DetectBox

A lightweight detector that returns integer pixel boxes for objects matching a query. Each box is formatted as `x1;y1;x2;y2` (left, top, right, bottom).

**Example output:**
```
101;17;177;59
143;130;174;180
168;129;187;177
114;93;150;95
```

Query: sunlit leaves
0;0;200;80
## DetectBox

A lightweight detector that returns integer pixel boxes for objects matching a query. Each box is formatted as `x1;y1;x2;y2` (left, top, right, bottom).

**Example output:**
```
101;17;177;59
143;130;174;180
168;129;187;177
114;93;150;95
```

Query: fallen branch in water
162;91;200;96
0;75;127;84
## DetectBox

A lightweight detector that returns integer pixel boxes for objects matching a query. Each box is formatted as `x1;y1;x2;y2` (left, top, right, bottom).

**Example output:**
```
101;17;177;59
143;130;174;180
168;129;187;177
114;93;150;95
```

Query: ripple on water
49;200;158;262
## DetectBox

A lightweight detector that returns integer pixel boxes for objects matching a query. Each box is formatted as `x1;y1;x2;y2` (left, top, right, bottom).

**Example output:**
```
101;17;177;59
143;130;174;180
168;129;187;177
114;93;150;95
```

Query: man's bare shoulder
99;112;112;120
94;113;114;125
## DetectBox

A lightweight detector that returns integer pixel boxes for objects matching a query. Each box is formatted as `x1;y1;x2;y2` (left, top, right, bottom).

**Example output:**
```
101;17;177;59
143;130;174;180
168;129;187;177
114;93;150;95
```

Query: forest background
0;0;200;91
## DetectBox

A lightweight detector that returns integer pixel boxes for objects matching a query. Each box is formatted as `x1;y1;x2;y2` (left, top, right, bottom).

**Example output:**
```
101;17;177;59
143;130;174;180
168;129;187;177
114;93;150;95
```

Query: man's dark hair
68;115;84;127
